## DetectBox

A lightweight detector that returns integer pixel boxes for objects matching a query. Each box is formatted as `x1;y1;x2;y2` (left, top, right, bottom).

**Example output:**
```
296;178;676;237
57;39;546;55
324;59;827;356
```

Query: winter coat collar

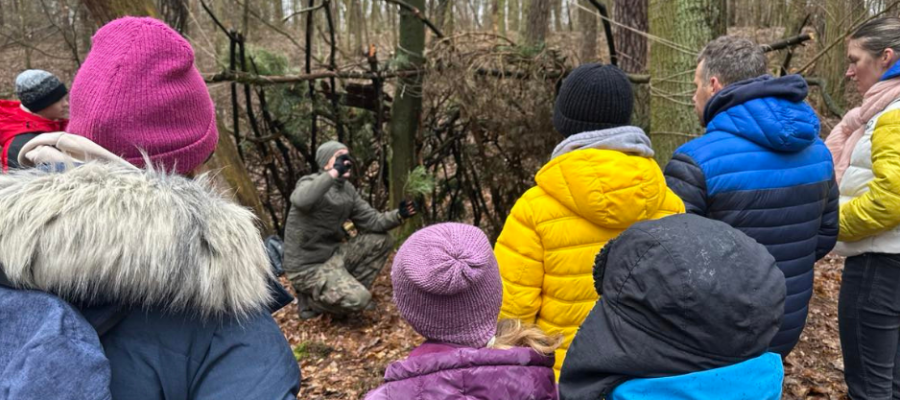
551;126;654;160
702;75;819;153
0;162;273;318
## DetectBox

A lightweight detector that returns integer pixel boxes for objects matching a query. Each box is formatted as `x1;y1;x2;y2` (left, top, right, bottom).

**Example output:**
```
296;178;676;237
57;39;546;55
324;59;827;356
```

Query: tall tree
524;0;551;46
578;0;597;61
615;0;649;131
552;0;563;31
389;0;426;215
649;0;718;165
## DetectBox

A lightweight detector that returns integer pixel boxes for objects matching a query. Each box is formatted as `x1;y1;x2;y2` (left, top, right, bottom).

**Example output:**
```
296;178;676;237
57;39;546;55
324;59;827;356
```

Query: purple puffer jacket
365;342;558;399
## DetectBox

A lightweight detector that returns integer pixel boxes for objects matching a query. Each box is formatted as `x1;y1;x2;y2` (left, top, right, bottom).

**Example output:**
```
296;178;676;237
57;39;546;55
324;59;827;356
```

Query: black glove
399;200;418;219
332;154;352;176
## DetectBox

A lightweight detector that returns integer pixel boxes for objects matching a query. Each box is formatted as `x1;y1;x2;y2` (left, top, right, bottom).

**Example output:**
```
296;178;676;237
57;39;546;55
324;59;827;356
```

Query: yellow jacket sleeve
495;196;544;324
840;112;900;241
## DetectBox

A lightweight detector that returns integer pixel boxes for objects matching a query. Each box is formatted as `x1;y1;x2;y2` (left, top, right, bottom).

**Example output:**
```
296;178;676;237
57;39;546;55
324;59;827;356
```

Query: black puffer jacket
559;214;785;399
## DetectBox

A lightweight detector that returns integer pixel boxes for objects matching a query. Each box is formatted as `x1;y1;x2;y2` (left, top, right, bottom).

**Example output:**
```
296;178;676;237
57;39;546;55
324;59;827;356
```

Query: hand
399;200;418;219
331;154;352;178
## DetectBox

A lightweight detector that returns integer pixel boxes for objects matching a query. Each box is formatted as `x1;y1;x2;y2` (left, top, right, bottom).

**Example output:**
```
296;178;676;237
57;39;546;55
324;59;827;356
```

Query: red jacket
0;100;67;171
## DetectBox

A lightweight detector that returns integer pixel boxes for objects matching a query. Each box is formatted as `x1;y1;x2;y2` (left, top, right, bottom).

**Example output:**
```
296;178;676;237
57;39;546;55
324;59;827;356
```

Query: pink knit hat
392;223;502;347
68;17;217;175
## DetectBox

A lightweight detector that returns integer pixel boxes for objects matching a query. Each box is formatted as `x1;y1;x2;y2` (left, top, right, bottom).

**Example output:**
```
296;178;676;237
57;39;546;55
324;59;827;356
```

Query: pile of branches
417;35;566;239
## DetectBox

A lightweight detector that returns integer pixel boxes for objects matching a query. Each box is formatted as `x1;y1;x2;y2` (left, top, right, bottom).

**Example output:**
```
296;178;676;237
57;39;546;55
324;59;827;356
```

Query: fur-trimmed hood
0;162;273;318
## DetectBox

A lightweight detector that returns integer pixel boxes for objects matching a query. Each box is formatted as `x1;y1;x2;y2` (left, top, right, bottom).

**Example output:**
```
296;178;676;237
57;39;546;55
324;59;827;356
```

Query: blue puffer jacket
609;353;783;400
664;74;838;356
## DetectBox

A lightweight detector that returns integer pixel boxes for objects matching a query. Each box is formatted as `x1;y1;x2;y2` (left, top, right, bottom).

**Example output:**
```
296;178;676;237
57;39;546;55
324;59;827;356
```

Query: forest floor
277;254;850;400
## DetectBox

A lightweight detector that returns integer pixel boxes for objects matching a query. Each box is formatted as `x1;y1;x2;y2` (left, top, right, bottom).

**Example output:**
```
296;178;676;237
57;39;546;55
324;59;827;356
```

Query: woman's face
847;39;894;95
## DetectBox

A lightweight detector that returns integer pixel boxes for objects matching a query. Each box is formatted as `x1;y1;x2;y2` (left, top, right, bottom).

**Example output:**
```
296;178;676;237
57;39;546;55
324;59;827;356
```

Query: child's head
392;223;502;347
553;63;633;138
67;17;218;176
16;69;68;121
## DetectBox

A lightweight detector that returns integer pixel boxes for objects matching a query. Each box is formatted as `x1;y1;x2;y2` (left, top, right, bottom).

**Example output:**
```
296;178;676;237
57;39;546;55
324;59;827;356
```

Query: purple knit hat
392;223;502;347
68;17;218;175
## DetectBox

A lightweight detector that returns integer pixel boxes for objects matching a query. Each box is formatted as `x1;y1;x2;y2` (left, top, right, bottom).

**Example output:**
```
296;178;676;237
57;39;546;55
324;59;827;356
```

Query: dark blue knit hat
553;64;633;137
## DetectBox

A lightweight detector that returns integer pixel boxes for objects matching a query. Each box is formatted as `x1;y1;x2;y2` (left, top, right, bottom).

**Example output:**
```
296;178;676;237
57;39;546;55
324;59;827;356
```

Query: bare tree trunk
389;0;426;236
524;0;551;46
509;0;519;33
435;0;450;30
552;0;563;31
649;0;718;165
578;0;597;61
272;0;284;24
15;0;31;69
615;0;649;132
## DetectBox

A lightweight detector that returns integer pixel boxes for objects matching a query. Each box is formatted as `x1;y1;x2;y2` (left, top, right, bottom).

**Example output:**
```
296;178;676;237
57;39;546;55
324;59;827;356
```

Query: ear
884;48;897;68
709;76;724;93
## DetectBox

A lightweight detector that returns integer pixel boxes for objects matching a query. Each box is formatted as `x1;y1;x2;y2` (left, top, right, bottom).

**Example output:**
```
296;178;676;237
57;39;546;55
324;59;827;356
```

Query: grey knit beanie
315;141;348;168
553;63;633;137
16;70;67;113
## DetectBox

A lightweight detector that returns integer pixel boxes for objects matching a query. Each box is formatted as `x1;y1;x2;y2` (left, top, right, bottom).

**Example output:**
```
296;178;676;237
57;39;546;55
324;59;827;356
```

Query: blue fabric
664;75;839;356
881;60;900;81
0;287;111;400
79;306;301;400
609;353;783;400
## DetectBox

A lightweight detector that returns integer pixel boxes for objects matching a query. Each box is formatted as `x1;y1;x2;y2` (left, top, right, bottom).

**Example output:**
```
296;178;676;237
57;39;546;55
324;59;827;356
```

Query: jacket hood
0;162;273;318
0;100;66;145
559;214;785;399
704;75;819;152
535;148;670;228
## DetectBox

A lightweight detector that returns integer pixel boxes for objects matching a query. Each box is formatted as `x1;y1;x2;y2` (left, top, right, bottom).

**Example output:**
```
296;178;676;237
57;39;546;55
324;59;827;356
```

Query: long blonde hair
488;319;563;355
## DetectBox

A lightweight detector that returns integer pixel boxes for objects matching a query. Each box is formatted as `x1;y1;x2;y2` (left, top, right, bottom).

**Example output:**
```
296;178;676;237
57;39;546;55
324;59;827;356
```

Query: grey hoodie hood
0;162;273;318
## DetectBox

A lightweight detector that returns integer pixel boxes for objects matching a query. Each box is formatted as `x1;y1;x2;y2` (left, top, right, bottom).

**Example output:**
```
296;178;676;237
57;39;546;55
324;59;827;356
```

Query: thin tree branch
199;0;234;40
204;70;421;85
234;0;304;51
376;0;445;38
282;2;325;22
761;33;813;53
805;77;846;117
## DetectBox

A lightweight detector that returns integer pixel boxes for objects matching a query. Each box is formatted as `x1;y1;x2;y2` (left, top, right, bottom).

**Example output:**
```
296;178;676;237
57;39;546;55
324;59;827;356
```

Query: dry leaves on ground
279;255;851;400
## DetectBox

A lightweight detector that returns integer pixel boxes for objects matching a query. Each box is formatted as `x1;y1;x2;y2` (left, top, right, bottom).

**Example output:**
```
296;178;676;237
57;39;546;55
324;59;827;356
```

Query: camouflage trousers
287;233;394;316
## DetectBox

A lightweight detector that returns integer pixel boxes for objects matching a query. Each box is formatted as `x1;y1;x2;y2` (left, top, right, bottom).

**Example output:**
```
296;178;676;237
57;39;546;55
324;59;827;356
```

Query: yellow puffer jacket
837;105;900;255
495;148;684;377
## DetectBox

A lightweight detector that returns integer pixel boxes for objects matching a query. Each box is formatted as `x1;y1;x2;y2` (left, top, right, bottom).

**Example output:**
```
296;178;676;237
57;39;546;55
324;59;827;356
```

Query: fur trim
0;162;273;318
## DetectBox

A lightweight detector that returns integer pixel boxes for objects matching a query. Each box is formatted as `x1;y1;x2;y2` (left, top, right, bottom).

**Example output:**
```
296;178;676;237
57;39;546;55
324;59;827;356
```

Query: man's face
36;97;68;121
693;61;715;126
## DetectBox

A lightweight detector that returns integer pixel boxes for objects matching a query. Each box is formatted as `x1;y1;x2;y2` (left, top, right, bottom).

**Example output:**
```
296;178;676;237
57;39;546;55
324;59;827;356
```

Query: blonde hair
488;319;563;355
